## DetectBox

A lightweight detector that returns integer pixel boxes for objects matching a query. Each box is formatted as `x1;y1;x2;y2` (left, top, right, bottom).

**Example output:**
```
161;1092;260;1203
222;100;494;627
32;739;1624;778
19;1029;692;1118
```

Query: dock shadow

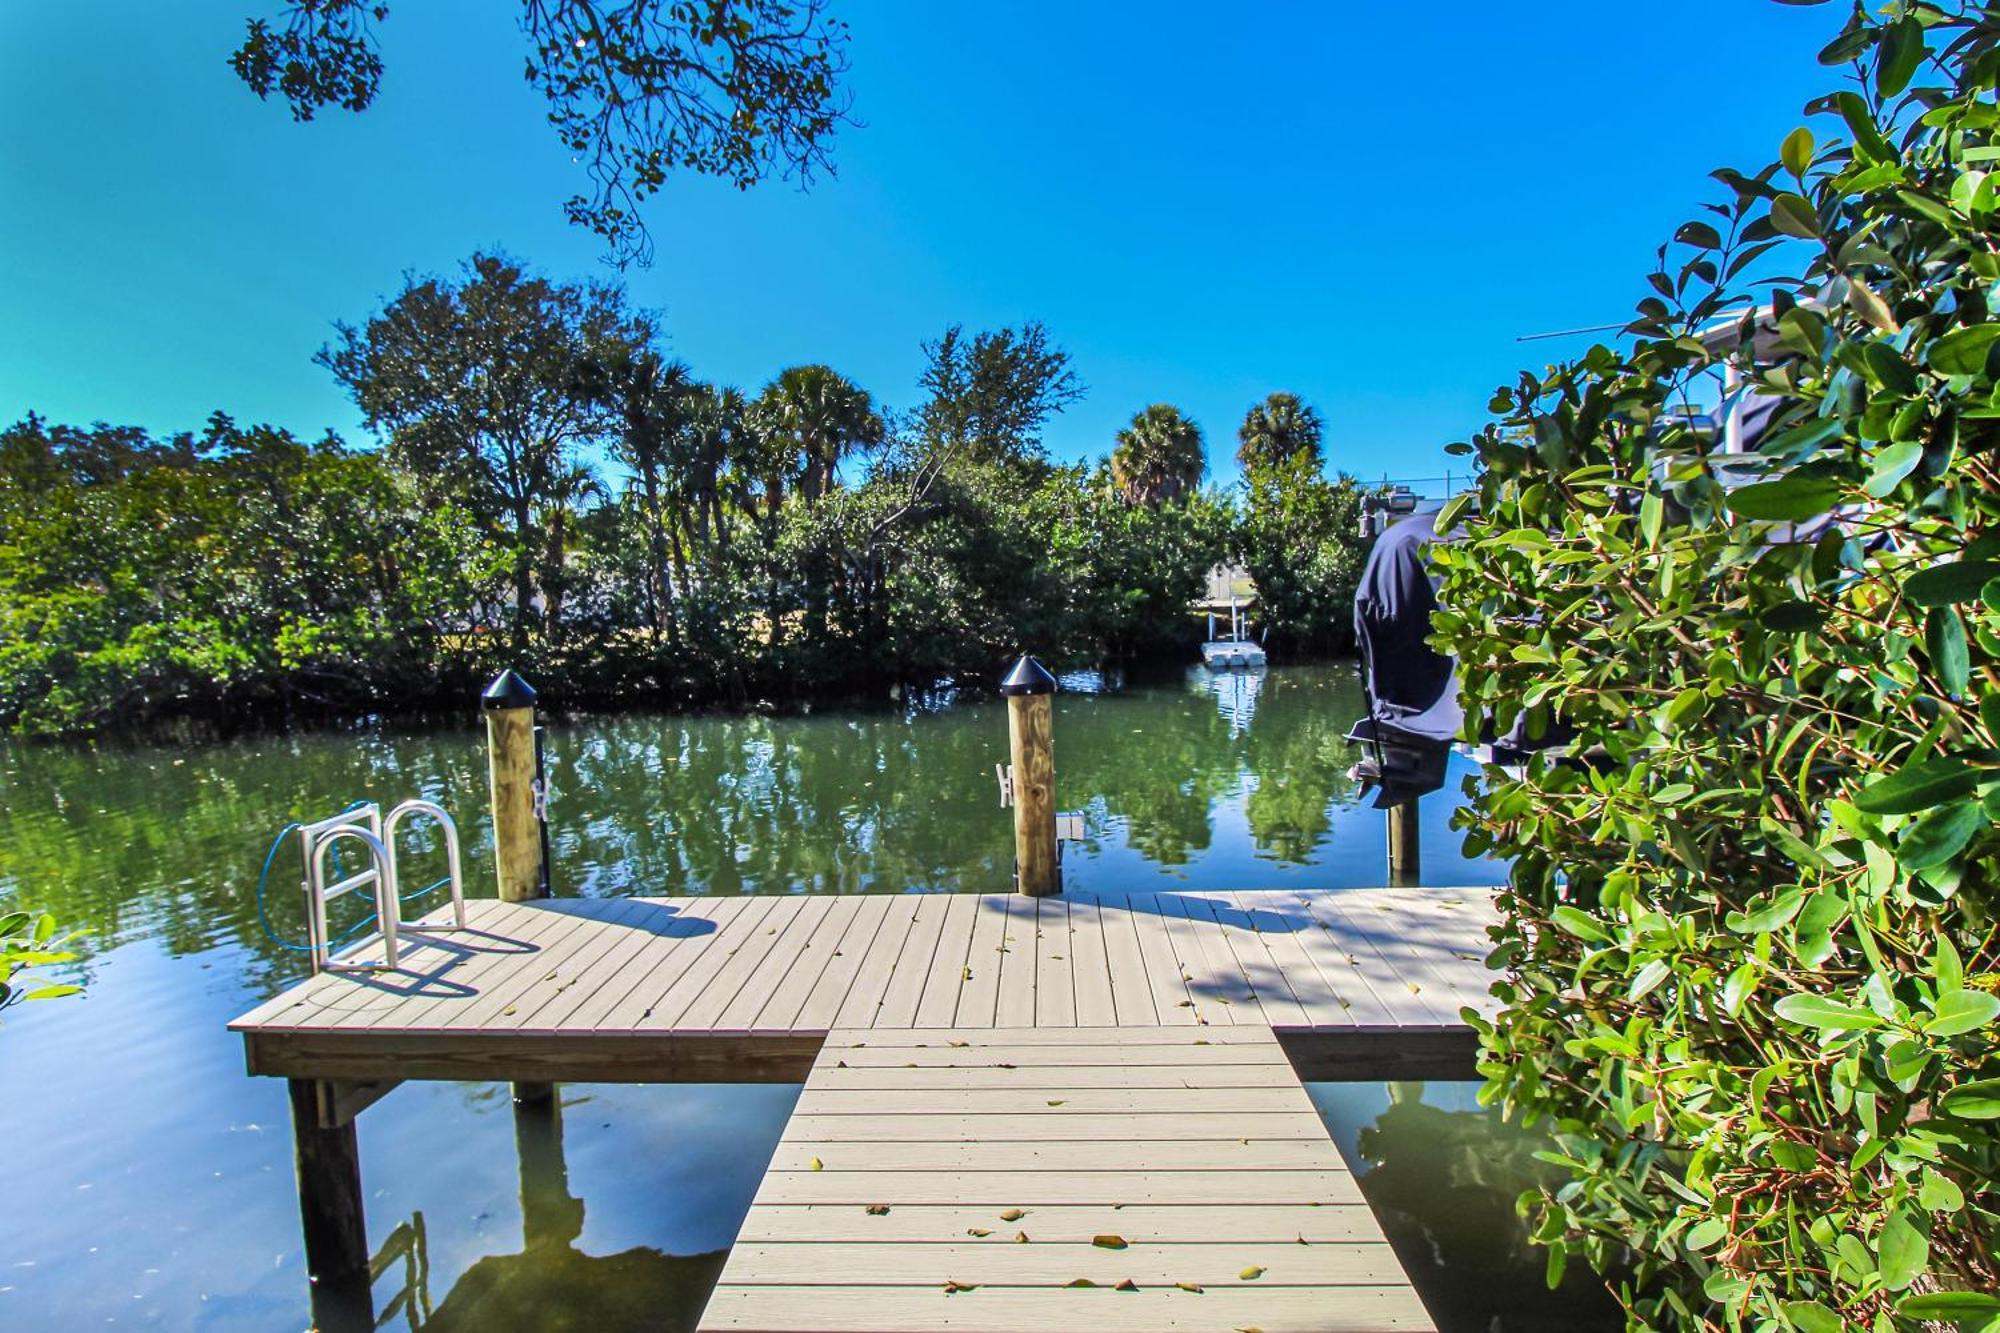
347;898;716;999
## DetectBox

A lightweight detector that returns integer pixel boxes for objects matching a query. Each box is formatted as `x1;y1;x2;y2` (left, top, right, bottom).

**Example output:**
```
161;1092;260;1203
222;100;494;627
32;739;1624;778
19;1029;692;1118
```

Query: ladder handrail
384;799;468;931
307;824;401;972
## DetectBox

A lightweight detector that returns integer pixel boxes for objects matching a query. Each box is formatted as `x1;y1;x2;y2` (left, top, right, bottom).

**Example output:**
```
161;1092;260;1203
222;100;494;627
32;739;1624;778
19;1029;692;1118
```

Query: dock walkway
232;887;1500;1330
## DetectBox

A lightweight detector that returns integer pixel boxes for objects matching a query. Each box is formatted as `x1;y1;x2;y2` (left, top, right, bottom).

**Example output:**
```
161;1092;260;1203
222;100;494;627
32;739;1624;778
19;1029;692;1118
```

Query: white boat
1201;639;1267;670
1200;596;1267;670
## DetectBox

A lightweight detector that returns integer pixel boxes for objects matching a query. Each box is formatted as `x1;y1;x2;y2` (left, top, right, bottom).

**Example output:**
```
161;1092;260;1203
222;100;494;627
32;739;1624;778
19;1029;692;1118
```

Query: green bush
1434;5;2000;1327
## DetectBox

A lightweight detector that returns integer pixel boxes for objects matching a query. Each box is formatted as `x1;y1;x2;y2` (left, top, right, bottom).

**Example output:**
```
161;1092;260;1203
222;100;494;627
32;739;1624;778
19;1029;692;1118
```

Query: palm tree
1236;392;1323;473
748;365;884;508
586;346;696;640
1111;404;1206;508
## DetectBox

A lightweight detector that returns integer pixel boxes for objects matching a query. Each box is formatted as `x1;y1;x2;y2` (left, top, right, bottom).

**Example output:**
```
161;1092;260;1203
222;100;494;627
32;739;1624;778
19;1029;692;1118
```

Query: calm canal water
0;664;1617;1330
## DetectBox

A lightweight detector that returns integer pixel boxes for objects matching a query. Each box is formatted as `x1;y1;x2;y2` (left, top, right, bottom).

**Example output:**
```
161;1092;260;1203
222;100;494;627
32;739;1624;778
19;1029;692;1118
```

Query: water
0;664;1614;1330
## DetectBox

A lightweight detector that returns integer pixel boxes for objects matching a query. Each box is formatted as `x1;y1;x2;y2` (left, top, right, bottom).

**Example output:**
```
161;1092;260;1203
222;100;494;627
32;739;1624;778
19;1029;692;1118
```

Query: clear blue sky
1;2;1841;489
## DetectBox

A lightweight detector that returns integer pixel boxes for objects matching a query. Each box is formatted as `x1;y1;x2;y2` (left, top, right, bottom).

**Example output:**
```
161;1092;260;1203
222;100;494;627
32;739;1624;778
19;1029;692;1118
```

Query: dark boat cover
1354;509;1461;748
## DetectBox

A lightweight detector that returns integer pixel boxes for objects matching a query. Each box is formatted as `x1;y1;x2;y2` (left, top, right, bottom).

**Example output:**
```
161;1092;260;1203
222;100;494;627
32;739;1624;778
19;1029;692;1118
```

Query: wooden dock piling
481;669;544;904
1000;655;1060;897
287;1078;372;1333
1386;798;1420;886
482;670;558;1107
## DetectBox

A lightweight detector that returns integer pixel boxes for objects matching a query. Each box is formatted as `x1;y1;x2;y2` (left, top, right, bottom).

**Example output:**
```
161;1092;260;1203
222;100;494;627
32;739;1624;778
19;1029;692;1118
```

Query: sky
1;2;1845;491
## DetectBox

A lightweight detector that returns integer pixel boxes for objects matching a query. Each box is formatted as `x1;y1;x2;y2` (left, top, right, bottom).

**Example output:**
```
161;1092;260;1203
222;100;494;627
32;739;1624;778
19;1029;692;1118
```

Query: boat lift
296;800;468;975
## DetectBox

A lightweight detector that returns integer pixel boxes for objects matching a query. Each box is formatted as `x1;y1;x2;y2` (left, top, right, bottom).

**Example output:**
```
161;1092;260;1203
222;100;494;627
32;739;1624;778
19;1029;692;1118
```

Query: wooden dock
232;887;1499;1331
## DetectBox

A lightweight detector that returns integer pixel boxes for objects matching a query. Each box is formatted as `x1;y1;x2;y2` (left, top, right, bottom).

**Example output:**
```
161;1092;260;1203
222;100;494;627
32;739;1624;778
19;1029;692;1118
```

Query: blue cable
254;802;452;954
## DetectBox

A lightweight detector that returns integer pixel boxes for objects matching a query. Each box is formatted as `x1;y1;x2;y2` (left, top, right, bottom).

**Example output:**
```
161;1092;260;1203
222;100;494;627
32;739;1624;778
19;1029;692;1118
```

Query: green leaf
1853;756;1979;815
1721;963;1759;1017
1927;989;2000;1038
1877;1206;1927;1291
1770;193;1820;238
1628;959;1670;1000
1927;606;1970;693
1938;1078;2000;1119
1917;1167;1965;1213
1781;127;1815;177
1877;16;1926;98
1434;491;1474;534
1897;1292;2000;1318
1550;906;1610;945
1683;1217;1727;1251
1780;1301;1844;1333
1726;473;1845;522
1663;686;1707;730
1929;323;2000;376
1774;993;1883;1031
1863;440;1923;498
1727;889;1807;934
1905;559;2000;607
1898;798;1984;870
1675;221;1722;250
1835;91;1896;163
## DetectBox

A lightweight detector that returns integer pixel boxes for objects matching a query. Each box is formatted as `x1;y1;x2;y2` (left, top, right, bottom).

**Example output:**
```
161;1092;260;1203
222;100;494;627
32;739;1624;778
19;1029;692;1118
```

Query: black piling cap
999;655;1057;697
481;669;538;711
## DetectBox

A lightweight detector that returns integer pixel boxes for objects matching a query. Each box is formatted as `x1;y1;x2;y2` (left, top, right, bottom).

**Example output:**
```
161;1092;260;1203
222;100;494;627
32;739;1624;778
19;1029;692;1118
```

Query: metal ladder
298;800;468;975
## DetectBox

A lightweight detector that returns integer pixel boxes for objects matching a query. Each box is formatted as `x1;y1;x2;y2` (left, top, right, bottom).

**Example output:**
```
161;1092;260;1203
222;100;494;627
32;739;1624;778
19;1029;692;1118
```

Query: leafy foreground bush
1434;5;2000;1328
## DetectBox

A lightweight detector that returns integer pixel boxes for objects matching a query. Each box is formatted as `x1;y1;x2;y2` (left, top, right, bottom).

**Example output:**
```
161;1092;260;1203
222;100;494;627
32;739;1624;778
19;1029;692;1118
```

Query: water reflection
382;1092;728;1333
1311;1081;1624;1331
0;665;1504;989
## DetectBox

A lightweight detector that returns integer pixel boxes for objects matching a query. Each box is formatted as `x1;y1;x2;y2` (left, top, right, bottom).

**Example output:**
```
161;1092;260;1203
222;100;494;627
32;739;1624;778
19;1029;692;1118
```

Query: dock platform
231;887;1500;1330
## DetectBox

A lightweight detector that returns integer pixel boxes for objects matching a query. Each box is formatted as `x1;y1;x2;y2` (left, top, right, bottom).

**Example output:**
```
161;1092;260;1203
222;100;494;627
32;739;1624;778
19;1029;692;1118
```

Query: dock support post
288;1078;372;1332
1000;655;1060;897
1387;798;1420;887
483;670;555;1106
482;669;545;905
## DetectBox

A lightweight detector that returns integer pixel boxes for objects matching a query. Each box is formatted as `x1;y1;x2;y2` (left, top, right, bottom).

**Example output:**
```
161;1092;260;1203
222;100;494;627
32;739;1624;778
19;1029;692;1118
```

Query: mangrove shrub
1435;4;2000;1327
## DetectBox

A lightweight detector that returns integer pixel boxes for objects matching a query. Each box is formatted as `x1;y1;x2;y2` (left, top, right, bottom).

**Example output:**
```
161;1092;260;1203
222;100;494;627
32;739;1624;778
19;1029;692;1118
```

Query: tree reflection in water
361;1091;728;1333
1319;1081;1624;1332
0;664;1402;992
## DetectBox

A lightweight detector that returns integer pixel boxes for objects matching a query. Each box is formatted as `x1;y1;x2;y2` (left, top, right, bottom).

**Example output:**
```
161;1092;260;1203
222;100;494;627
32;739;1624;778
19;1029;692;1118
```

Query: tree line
0;252;1375;736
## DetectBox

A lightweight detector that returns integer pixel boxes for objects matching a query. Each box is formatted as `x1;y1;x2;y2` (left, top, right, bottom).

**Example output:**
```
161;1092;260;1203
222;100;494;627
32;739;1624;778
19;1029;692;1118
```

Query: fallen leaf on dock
1092;1235;1127;1249
809;1157;822;1171
948;1040;969;1047
999;1208;1025;1221
1177;1281;1204;1293
966;1227;991;1237
1239;1266;1265;1280
962;967;973;980
1046;1099;1066;1106
864;1204;890;1215
1114;1278;1139;1291
942;1280;977;1293
1066;1278;1096;1288
1014;1231;1029;1243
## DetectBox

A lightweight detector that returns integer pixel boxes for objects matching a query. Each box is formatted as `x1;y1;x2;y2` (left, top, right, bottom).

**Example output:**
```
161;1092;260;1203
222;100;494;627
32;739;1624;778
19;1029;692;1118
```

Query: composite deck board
235;889;1499;1327
231;889;1499;1048
699;1023;1432;1332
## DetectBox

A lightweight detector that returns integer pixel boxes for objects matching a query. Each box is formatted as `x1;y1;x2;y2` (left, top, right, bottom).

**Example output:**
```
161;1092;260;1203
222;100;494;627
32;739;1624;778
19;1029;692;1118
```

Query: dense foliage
1435;4;2000;1327
0;255;1373;736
